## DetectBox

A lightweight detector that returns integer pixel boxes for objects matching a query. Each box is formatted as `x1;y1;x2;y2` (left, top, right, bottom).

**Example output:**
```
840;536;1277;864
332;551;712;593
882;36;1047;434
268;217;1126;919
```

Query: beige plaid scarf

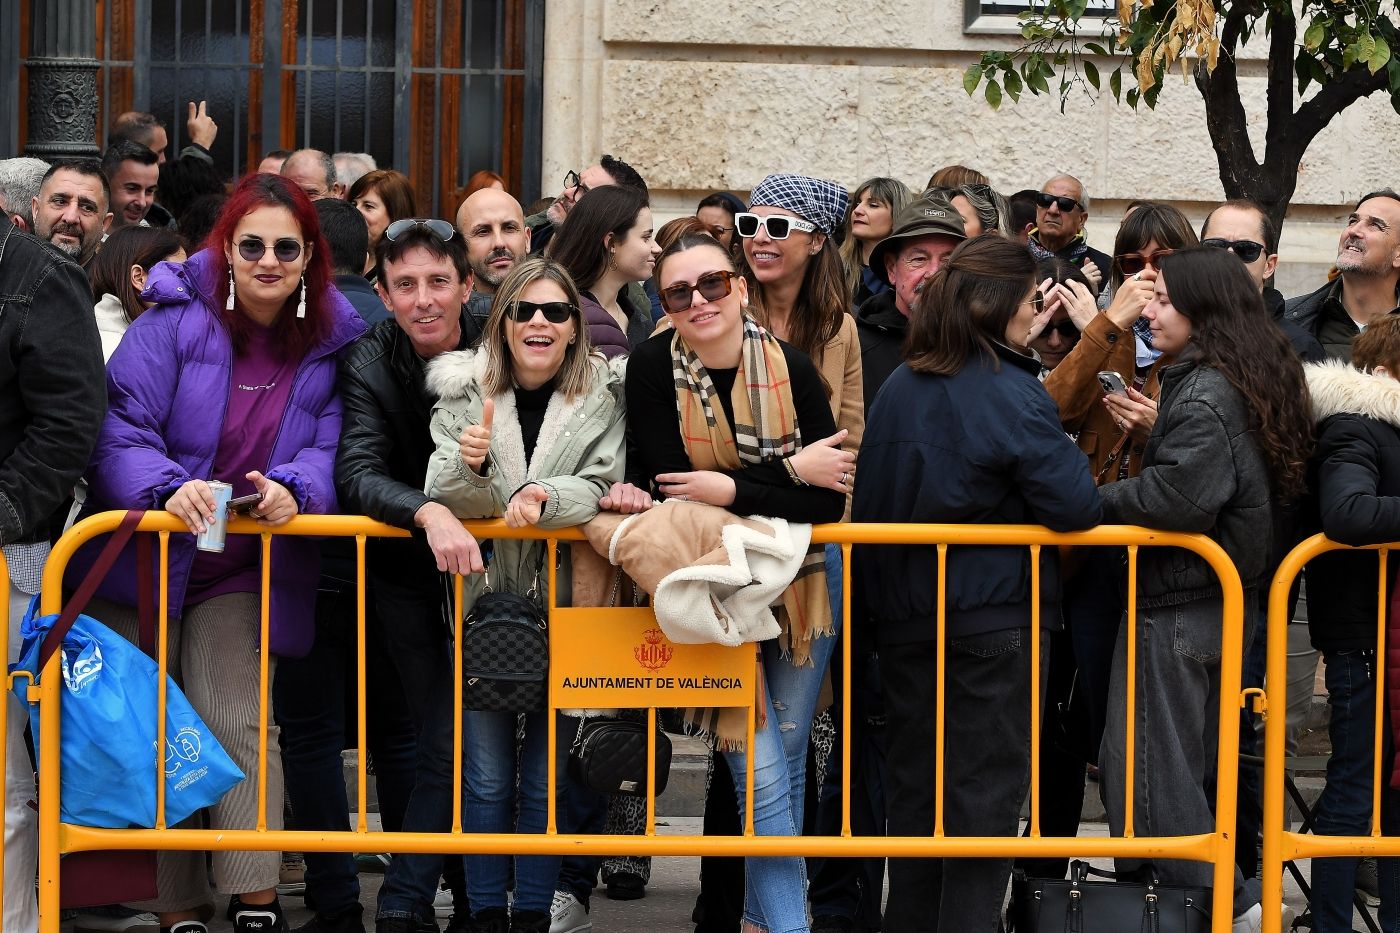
671;316;832;748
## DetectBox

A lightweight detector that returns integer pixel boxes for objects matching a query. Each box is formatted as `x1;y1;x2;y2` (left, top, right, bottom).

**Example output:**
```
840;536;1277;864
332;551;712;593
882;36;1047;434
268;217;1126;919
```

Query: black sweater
624;331;844;524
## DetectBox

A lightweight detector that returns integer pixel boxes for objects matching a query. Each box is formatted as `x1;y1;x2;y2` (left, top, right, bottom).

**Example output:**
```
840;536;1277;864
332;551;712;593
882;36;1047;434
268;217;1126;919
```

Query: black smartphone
228;493;262;513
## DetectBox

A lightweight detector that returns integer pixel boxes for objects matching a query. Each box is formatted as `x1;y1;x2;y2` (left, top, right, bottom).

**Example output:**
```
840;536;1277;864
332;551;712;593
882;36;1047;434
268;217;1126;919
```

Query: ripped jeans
720;545;842;933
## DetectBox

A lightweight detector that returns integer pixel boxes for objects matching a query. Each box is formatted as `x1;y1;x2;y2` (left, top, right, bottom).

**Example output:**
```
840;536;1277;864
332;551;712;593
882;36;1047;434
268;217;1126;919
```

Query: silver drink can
196;481;234;553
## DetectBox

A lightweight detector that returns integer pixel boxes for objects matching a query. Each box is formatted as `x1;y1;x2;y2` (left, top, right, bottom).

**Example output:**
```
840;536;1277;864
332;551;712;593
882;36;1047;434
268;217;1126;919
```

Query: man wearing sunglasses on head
1200;200;1323;363
524;153;647;255
334;217;487;933
1027;173;1112;296
1285;189;1400;362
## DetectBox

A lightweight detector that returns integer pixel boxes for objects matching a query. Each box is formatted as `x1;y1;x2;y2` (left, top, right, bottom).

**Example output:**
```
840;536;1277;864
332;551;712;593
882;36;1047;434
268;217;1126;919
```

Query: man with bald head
281;148;344;200
1029;172;1111;295
456;187;531;327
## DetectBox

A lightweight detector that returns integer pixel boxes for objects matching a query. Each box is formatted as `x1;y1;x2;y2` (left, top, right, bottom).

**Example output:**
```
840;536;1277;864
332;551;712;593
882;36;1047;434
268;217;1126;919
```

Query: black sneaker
508;910;549;933
466;908;509;933
231;900;287;933
604;872;645;901
374;919;419;933
811;917;854;933
294;905;365;933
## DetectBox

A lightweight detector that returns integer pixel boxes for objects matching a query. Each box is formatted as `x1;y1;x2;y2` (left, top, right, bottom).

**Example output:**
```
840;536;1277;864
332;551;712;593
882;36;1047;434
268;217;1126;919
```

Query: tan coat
813;313;864;519
1043;313;1160;484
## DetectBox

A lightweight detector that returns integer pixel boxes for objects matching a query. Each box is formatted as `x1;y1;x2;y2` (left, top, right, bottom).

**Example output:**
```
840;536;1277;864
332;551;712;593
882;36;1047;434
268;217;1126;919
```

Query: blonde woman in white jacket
422;255;640;933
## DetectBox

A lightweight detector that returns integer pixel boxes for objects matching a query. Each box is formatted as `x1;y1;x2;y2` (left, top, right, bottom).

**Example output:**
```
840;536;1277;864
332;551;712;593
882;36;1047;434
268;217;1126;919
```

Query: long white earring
296;276;307;318
225;269;236;311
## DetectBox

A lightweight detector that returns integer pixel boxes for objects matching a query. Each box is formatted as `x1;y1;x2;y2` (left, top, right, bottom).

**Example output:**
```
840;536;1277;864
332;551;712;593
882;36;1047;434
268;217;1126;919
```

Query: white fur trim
423;347;487;400
1306;360;1400;428
652;516;811;646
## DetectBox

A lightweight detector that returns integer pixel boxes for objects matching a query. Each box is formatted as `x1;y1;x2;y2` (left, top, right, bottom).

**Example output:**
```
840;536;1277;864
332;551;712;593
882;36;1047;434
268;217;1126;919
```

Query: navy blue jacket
853;341;1101;645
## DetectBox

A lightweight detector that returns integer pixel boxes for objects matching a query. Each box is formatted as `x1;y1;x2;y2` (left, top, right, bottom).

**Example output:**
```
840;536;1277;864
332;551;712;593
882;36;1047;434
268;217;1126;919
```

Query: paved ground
64;817;1378;933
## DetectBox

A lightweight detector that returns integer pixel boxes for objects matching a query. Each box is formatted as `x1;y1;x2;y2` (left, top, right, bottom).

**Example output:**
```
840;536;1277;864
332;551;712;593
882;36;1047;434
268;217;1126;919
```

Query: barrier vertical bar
355;534;369;833
37;569;63;933
745;678;756;836
1029;544;1041;838
935;542;947;837
1374;549;1389;838
1210;541;1247;930
547;538;558;834
156;531;171;829
452;572;464;833
257;533;272;830
0;550;8;920
841;541;853;837
1124;544;1138;837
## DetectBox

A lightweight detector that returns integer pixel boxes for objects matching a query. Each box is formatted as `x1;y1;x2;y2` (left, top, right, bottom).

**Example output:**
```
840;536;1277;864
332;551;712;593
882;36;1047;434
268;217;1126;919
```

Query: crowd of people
0;100;1399;933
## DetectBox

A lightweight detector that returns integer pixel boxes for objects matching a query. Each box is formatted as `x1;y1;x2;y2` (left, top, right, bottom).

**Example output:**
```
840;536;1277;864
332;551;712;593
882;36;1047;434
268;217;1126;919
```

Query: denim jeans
721;549;841;933
462;709;572;915
275;576;417;914
557;780;608;906
880;628;1044;933
373;573;462;921
1310;648;1400;932
1099;595;1261;917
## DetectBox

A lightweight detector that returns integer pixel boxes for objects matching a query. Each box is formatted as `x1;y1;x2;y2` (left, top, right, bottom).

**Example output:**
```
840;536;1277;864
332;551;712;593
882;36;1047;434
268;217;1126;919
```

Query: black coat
852;342;1102;645
853;289;907;416
334;310;480;583
1302;361;1400;652
0;220;106;544
1265;287;1325;364
1101;357;1277;604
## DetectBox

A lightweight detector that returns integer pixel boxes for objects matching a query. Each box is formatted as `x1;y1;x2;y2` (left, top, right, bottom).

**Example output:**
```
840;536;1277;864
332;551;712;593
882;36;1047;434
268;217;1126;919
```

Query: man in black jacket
1285;190;1400;362
334;223;484;933
0;217;106;933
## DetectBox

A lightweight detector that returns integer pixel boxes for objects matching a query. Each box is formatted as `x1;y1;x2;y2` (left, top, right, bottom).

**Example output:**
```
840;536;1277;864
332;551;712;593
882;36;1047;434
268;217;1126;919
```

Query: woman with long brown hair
1097;246;1312;930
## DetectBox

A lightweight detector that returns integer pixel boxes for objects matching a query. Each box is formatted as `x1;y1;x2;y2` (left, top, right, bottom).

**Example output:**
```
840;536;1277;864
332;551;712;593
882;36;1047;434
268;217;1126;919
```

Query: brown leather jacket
1043;313;1160;484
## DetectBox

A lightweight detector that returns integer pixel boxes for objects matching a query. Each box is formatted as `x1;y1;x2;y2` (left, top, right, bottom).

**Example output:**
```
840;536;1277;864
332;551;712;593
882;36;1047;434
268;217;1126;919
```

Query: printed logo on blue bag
165;726;212;791
60;645;104;693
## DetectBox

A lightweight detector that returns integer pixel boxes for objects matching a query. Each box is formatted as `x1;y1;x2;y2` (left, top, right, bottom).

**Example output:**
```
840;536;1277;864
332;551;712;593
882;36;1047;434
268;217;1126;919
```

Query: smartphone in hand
228;493;262;514
1097;371;1129;398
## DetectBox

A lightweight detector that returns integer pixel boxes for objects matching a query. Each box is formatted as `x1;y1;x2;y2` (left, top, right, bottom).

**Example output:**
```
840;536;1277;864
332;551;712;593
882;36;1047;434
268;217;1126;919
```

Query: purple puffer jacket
67;249;367;657
580;294;629;359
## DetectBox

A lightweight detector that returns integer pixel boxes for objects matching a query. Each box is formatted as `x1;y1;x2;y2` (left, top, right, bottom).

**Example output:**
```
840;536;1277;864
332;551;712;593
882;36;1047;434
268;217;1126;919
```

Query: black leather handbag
567;718;673;797
462;562;548;713
1008;860;1210;933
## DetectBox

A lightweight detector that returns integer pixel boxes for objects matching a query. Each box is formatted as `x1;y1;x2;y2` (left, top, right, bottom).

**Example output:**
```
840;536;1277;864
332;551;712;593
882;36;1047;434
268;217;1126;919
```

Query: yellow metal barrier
33;512;1250;931
1262;534;1395;933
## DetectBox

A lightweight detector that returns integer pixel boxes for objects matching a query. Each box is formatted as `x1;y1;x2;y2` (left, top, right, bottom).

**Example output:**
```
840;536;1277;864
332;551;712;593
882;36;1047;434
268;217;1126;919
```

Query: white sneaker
549;890;591;933
434;883;454;919
71;907;159;933
1231;903;1298;933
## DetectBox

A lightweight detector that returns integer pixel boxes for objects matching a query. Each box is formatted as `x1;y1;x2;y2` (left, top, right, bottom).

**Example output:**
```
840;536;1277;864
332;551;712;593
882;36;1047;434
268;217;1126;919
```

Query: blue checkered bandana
748;174;849;237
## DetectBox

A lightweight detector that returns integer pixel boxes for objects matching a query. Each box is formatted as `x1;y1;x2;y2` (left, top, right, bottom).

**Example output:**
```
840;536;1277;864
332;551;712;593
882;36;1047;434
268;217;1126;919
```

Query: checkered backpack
462;561;548;712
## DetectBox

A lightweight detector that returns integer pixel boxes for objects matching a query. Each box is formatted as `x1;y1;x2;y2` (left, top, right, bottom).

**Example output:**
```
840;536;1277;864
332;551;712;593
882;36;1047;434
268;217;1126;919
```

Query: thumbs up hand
459;398;494;472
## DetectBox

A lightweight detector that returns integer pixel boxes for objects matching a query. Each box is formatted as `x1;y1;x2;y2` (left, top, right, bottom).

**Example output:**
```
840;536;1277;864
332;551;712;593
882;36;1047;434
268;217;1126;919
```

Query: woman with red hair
71;172;366;933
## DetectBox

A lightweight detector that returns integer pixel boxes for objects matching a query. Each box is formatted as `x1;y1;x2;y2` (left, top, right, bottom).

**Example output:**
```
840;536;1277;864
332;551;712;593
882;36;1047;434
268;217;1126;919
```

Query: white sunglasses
734;212;818;240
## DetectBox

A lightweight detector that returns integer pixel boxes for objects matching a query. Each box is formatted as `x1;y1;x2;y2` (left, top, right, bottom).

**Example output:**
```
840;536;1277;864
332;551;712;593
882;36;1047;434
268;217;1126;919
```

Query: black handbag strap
38;510;154;671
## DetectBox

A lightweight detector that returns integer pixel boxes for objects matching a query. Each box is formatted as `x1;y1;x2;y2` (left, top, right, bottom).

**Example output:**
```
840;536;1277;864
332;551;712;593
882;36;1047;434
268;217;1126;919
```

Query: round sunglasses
1115;249;1176;276
1201;238;1266;263
508;299;577;324
659;270;740;314
734;212;817;240
237;237;304;263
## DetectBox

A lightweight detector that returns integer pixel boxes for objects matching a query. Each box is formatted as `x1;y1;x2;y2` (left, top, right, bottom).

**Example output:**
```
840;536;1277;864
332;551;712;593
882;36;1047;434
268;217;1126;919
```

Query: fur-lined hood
1306;359;1400;428
423;345;626;401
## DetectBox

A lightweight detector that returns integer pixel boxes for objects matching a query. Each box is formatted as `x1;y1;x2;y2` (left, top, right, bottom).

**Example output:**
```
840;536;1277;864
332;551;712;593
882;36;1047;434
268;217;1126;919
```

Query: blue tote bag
11;511;243;829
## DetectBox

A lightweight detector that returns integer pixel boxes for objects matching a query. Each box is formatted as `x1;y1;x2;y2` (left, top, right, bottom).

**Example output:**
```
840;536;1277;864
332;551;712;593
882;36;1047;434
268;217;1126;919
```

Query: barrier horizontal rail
1262;534;1398;933
34;511;1248;932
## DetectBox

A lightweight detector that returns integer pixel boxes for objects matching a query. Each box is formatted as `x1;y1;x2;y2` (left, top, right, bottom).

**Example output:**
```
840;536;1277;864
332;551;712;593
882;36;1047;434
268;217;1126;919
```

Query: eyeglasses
384;218;456;242
564;170;588;196
508;300;577;324
237;237;305;263
734;212;818;240
1036;192;1084;213
706;225;734;238
659;270;740;313
1024;291;1046;314
1115;249;1176;276
1202;237;1266;263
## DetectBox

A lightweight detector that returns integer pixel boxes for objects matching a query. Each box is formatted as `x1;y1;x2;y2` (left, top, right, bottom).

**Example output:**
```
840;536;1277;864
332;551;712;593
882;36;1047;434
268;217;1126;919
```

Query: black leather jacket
0;219;106;544
333;310;480;581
